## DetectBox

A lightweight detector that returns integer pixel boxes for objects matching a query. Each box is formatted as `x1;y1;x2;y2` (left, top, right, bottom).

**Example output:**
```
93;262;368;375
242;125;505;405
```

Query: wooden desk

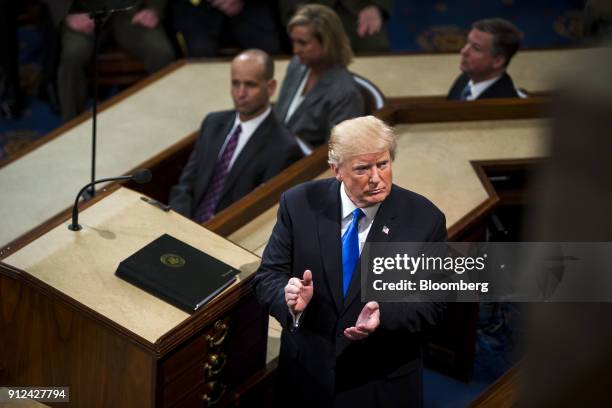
0;187;267;407
469;363;521;408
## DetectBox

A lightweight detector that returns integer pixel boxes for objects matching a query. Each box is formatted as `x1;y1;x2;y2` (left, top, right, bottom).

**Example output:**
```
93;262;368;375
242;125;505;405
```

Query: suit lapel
343;188;399;312
480;72;515;99
194;116;234;205
277;61;308;122
451;73;469;100
286;65;340;129
286;85;325;128
316;181;344;315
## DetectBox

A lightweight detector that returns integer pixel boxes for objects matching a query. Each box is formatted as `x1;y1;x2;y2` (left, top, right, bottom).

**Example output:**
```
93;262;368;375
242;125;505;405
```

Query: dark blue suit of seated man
448;18;523;101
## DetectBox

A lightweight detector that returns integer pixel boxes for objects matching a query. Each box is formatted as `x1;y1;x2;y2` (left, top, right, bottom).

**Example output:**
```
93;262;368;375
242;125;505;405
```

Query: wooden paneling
388;96;550;124
0;188;268;407
0;265;155;407
469;363;521;408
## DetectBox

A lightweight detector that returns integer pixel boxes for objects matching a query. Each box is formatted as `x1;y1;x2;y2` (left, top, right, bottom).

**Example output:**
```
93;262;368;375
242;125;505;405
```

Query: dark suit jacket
274;57;364;149
169;109;303;218
447;72;519;100
254;178;447;408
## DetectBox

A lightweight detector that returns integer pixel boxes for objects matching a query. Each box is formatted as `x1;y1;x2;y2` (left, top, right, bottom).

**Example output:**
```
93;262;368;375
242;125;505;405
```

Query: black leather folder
116;234;238;313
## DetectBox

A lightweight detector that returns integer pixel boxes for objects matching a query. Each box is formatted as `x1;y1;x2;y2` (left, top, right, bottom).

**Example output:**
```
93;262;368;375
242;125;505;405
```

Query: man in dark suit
254;116;447;407
447;18;522;101
169;49;303;223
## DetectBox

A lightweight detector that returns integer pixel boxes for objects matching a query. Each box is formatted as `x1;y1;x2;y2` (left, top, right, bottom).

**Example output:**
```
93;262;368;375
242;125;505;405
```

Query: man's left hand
344;301;380;341
132;9;160;28
357;6;383;38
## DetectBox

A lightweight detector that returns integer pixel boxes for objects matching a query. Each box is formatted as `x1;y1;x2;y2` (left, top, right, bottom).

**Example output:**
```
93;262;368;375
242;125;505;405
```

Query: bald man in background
169;49;303;223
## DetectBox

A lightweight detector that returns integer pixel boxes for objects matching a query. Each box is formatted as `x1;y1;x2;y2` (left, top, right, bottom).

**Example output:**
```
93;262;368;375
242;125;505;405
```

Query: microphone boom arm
68;170;150;231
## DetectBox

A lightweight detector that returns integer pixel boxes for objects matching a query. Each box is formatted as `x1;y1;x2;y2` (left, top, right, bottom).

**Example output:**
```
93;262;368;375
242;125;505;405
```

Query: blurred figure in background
280;1;392;53
584;0;612;39
275;4;364;155
447;18;522;101
523;44;612;407
50;0;174;121
0;0;23;119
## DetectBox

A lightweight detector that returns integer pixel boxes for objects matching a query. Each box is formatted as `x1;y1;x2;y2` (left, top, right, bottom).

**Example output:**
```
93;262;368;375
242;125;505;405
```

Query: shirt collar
469;75;502;99
233;105;271;134
339;182;381;222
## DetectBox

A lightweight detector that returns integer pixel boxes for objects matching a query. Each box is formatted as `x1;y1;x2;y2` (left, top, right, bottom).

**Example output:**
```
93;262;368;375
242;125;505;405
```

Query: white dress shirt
465;75;502;100
339;182;381;254
284;69;310;124
465;75;527;100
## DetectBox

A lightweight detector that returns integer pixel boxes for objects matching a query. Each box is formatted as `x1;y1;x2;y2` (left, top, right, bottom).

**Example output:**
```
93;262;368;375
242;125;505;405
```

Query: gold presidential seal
160;253;186;268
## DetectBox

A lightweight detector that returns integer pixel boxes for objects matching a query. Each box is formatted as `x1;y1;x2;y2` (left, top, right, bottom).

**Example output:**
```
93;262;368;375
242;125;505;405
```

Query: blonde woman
275;4;365;154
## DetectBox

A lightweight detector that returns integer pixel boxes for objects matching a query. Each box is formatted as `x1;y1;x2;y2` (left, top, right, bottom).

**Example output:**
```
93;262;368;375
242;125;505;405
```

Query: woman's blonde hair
288;4;353;67
328;116;396;165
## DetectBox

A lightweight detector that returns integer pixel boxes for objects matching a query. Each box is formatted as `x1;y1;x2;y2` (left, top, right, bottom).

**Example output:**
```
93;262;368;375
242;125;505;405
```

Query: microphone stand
69;0;138;198
88;9;111;198
69;175;131;231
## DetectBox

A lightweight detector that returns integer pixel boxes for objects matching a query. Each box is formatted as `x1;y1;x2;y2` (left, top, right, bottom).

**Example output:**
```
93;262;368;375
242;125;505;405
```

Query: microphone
68;169;152;231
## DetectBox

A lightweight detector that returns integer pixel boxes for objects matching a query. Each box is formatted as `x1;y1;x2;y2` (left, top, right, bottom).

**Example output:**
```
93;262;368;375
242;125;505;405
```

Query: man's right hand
66;13;94;35
285;270;313;313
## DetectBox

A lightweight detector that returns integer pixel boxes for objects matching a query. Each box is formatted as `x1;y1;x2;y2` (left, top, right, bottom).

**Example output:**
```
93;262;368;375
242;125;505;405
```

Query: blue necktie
342;208;364;297
460;84;472;100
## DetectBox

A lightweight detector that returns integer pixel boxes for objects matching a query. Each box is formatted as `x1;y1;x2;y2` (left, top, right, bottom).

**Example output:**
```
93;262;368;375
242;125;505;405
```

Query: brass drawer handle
204;352;227;377
205;321;229;348
201;381;226;407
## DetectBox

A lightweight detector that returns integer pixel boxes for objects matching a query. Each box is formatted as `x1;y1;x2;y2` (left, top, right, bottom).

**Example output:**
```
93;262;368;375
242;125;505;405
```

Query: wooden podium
0;187;268;407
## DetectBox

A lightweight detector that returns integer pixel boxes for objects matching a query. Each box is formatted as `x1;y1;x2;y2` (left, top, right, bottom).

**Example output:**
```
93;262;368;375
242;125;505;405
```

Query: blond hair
328;116;396;165
288;4;353;67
